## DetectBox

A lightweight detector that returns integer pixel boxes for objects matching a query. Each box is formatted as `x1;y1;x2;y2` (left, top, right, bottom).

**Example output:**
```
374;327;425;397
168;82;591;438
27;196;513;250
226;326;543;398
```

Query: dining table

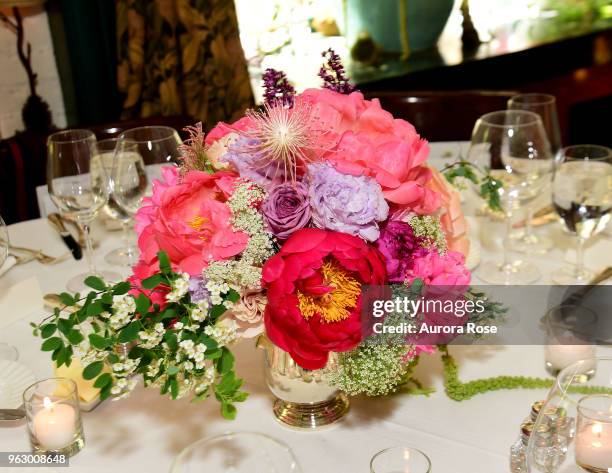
1;142;611;473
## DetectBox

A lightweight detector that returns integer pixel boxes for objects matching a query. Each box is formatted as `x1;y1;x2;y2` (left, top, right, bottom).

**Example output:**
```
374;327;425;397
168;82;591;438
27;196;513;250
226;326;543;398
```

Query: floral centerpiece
34;50;504;424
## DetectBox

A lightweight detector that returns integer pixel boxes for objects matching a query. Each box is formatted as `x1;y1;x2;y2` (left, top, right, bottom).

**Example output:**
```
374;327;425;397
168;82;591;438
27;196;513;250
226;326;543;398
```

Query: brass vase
260;338;349;430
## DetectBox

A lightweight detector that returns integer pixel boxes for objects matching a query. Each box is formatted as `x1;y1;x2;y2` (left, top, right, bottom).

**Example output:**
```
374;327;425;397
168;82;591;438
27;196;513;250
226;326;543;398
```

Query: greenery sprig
32;251;248;420
442;160;503;212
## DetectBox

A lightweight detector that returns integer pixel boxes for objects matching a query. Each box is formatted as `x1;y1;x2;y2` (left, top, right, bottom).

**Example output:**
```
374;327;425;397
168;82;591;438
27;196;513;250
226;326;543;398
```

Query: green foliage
443;160;503;212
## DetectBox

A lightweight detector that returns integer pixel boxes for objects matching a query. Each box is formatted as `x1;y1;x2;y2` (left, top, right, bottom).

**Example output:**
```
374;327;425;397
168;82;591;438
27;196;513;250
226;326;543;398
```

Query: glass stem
122;220;131;255
525;206;534;239
575;236;586;279
501;209;513;272
82;222;96;275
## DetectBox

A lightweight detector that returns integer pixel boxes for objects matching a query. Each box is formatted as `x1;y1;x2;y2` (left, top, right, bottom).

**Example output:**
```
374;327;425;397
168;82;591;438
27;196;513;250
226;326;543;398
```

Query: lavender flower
262;68;295;108
307;163;388;241
221;135;286;189
319;48;356;95
188;276;211;305
262;182;310;240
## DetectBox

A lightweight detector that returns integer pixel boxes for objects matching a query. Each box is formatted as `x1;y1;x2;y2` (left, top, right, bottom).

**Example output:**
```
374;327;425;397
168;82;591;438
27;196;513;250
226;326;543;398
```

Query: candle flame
43;396;52;410
592;423;603;435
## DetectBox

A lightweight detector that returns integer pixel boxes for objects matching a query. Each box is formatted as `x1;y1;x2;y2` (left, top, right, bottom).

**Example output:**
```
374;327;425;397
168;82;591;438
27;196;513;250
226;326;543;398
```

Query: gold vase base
273;393;349;430
576;462;610;473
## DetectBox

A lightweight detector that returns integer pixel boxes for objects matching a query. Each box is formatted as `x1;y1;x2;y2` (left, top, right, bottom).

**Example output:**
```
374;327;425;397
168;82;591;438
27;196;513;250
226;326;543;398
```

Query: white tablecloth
1;142;611;472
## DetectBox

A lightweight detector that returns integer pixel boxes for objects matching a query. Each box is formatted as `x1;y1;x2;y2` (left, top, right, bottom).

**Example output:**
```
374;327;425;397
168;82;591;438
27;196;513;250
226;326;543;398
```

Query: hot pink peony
300;88;440;213
405;250;471;287
134;166;249;277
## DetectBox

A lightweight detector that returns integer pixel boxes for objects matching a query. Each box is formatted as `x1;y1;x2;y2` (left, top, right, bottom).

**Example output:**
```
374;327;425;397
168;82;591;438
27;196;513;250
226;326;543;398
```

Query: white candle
544;344;596;372
33;397;77;450
576;421;612;470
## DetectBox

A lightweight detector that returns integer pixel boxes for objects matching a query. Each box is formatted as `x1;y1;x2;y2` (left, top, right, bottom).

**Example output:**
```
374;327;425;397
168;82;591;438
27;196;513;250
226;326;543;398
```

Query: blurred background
0;0;610;223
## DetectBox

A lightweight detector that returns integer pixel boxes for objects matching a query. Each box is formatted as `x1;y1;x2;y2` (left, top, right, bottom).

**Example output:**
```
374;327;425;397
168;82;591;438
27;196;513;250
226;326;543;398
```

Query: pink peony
205;116;254;146
134;167;249;277
300;88;440;213
405;250;471;287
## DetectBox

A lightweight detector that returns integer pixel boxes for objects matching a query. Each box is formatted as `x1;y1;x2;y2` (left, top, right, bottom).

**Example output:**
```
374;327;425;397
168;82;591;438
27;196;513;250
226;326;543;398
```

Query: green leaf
164;331;178;351
93;373;112;389
86;301;104;317
59;292;76;306
40;323;57;339
100;292;113;305
135;293;151;315
83;361;104;380
142;274;163;289
218;348;234;375
41;337;62;352
84;276;106;291
89;333;110;350
66;329;84;345
99;385;112;401
113;281;131;295
118;321;140;343
57;318;73;335
157;251;171;274
225;288;240;303
221;401;237;420
210;304;226;319
167;365;180;376
170;377;179;399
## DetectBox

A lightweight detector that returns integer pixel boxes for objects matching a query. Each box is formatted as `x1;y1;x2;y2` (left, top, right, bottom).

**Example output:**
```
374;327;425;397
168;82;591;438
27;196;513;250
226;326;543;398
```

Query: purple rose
307;163;388;242
262;182;310;240
376;221;427;282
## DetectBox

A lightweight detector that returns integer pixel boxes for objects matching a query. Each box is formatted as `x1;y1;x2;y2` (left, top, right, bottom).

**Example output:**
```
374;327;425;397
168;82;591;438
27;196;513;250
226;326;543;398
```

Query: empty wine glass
370;446;432;473
0;214;8;268
552;145;612;285
466;110;554;284
47;129;120;291
97;138;139;266
508;93;562;254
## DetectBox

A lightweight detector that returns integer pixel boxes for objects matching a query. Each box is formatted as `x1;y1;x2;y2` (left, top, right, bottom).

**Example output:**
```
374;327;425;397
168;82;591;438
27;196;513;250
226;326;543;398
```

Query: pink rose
299;88;440;213
134;167;249;276
221;290;267;338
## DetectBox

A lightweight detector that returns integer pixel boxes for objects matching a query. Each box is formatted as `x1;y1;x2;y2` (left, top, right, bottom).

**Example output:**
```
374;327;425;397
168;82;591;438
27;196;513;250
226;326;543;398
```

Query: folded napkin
0;256;16;277
0;276;43;329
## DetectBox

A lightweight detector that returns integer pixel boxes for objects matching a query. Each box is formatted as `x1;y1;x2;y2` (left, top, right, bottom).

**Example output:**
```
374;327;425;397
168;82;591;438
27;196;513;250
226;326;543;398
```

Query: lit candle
576;421;612;471
544;344;596;373
33;397;77;450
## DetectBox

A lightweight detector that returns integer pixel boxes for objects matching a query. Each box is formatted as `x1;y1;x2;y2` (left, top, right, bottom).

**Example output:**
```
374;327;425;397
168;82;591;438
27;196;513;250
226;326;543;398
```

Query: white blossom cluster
190;300;209;322
178;339;208;369
166;272;190;303
204;260;262;293
138;322;165;349
107;294;137;330
205;319;238;347
110;357;140;399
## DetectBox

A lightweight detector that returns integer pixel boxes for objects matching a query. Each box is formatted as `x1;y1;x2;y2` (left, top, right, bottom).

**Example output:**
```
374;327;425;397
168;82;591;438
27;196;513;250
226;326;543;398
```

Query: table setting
0;51;611;473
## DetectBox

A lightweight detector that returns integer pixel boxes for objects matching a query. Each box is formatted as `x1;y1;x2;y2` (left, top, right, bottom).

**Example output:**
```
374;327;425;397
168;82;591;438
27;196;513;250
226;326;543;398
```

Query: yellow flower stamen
297;260;361;323
188;216;210;240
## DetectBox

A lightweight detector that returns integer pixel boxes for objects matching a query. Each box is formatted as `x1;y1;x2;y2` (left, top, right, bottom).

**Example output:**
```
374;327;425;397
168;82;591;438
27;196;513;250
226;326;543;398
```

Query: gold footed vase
259;337;349;430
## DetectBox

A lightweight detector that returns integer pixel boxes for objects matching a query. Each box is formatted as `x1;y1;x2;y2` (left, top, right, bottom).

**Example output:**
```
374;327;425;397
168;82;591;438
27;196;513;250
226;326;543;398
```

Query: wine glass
0;214;8;269
370;446;432;473
552;145;612;285
508;93;562;254
466;110;554;284
97;138;140;266
47;129;120;291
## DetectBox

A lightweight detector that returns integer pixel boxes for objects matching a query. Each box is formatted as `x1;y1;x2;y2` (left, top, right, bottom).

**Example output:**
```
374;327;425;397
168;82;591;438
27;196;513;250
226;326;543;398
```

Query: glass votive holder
370;446;432;473
23;378;85;457
544;305;597;378
575;394;612;473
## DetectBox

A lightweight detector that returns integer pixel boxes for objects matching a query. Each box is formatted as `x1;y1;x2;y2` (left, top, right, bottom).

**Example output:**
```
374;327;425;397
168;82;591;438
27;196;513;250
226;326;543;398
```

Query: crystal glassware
370;446;432;473
0;214;8;268
97;138;139;267
23;378;85;457
508;93;562;254
526;358;612;473
466;110;554;284
171;432;302;473
552;145;612;285
47;129;120;291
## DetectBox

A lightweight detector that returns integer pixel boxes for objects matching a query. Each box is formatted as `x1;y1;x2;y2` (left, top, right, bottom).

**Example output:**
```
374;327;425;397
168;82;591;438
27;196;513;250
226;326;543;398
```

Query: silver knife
48;213;82;260
0;407;25;421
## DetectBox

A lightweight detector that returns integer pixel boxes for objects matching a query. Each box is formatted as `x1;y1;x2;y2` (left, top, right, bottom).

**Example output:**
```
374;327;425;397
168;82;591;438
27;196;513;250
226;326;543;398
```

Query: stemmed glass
370;446;432;473
97;138;139;266
552;145;612;285
508;93;562;254
0;214;8;268
47;129;120;291
466;110;554;284
110;127;181;251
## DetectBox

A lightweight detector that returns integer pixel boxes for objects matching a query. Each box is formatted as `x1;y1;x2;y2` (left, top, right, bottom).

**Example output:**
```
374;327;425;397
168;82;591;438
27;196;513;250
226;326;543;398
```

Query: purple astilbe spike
319;48;356;95
262;68;295;108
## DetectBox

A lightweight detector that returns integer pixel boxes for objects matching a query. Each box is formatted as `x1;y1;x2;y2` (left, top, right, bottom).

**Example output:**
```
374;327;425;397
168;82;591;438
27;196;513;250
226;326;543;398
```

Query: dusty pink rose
221;290;267;338
300;88;440;213
134;167;248;276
